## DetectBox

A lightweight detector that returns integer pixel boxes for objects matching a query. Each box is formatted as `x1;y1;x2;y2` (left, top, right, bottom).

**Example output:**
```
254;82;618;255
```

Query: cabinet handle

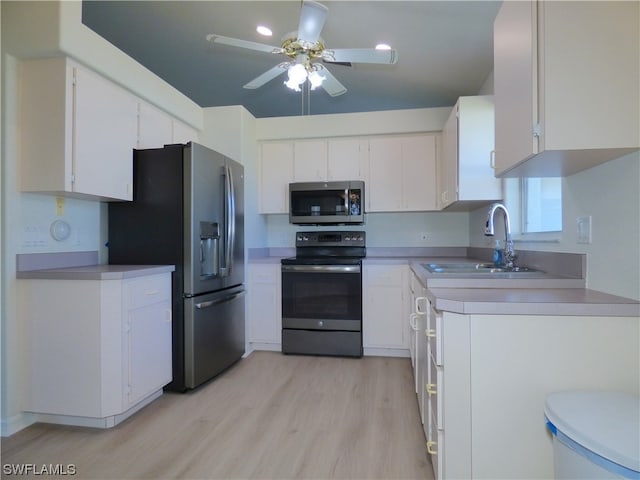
427;441;438;455
165;308;172;323
489;149;496;169
426;328;436;338
415;296;427;315
145;289;159;296
409;313;419;330
426;383;437;396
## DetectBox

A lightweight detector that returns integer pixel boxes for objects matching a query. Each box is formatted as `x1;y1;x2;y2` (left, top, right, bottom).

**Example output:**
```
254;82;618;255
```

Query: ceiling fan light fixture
308;69;326;90
287;63;308;84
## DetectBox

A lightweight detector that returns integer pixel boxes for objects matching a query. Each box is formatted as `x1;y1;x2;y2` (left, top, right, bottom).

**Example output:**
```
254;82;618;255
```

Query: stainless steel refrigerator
108;142;245;391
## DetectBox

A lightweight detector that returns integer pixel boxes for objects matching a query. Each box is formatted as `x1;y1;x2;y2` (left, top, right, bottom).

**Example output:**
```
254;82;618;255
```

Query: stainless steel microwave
289;181;365;225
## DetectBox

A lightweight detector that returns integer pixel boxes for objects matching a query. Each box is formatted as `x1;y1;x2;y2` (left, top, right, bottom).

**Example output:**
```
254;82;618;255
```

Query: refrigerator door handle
220;164;235;278
195;291;245;309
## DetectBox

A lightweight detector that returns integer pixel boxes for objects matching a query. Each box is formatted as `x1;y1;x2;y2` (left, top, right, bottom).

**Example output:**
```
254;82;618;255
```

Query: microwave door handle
344;188;349;214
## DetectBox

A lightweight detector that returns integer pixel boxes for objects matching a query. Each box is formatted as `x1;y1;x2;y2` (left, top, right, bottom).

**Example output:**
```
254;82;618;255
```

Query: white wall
469;151;640;300
265;211;470;248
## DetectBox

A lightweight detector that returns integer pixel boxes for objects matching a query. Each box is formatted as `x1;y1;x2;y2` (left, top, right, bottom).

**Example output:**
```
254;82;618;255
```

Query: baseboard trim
1;412;37;437
364;347;410;358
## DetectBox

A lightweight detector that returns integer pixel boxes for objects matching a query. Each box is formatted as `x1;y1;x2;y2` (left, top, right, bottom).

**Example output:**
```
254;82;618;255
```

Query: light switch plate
576;216;592;244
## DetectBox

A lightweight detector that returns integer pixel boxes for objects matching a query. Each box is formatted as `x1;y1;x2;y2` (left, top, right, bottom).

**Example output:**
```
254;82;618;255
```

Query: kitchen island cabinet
19;266;174;428
493;0;639;177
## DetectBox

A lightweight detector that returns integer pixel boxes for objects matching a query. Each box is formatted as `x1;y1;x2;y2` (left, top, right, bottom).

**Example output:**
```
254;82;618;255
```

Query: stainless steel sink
422;263;542;275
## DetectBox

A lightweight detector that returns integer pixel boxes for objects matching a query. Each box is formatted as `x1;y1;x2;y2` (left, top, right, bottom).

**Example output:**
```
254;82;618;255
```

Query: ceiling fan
205;0;398;97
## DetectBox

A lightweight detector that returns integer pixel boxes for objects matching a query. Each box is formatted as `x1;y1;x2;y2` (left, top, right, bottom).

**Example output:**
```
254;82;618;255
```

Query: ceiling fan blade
206;34;282;54
319;68;347;97
322;48;398;65
243;63;289;89
297;1;328;45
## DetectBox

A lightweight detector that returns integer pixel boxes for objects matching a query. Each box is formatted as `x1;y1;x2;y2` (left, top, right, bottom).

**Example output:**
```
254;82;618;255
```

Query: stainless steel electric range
281;231;365;357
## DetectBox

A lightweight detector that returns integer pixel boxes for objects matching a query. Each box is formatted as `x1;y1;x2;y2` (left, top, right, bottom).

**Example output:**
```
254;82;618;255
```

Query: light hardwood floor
2;352;433;479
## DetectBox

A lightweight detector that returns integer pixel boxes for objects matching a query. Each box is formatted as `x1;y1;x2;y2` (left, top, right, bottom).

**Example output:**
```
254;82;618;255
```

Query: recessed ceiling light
256;25;273;37
375;43;392;51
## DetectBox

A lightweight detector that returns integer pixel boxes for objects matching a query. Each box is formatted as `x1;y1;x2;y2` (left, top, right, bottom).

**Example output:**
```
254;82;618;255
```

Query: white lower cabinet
423;303;639;479
362;263;409;355
247;263;282;350
23;272;172;428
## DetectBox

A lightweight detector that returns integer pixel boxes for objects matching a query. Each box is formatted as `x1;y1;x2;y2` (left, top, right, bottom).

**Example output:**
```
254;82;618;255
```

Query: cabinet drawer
428;354;444;430
125;274;171;310
428;409;444;480
428;306;443;366
365;265;404;285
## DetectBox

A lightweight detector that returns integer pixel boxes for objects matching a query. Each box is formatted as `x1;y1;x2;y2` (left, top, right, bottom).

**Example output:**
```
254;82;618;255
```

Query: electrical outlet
55;197;65;216
576;216;592;244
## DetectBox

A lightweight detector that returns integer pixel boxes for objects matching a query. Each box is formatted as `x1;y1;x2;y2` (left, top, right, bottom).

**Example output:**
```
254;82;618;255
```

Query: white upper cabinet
438;96;502;210
259;141;294;214
327;138;369;182
20;57;138;201
493;1;640;177
369;134;438;212
138;102;173;149
293;140;328;182
293;138;369;182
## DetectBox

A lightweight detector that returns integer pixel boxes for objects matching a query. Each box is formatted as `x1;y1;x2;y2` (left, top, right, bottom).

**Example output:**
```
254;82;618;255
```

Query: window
504;177;563;238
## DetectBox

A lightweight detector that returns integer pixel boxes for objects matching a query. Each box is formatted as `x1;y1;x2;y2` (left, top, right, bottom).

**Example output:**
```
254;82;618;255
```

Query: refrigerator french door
108;142;245;391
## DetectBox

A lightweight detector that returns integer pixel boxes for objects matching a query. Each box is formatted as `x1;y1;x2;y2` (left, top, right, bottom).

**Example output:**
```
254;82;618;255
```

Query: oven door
281;264;362;331
281;263;362;356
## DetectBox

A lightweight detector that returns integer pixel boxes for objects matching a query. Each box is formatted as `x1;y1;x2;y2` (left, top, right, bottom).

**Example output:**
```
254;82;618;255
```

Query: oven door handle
281;265;361;273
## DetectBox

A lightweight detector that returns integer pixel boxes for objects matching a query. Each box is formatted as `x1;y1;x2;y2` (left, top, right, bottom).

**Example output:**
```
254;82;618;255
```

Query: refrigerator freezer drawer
184;286;245;389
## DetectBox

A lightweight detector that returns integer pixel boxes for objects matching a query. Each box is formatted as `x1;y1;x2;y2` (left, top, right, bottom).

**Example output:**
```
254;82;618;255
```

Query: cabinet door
457;96;502;202
126;301;172;406
402;134;437;211
138;102;172;149
293;140;328;181
259;142;294;213
327;138;369;182
248;264;281;345
368;137;403;211
74;66;138;201
363;265;407;349
439;105;458;208
493;0;538;175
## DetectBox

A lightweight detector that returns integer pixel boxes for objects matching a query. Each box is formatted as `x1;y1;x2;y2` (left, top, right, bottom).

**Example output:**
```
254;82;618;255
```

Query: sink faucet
485;203;516;269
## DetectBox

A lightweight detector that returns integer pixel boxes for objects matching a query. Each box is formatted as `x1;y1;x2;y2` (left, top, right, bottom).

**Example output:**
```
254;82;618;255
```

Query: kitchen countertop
247;252;639;316
426;287;640;316
17;264;175;280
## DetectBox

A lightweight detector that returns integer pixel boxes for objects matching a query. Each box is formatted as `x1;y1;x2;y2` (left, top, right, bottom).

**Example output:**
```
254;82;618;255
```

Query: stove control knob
345;235;351;241
302;235;309;241
296;234;303;241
